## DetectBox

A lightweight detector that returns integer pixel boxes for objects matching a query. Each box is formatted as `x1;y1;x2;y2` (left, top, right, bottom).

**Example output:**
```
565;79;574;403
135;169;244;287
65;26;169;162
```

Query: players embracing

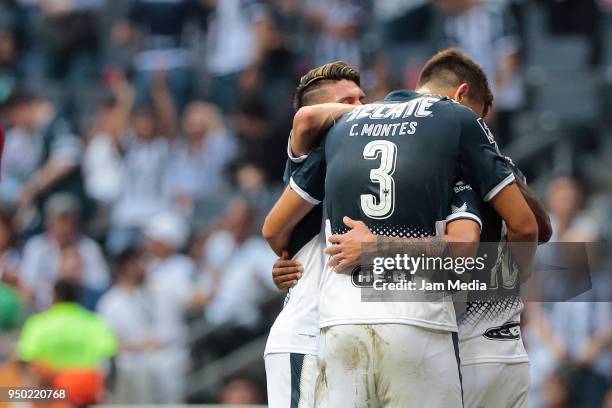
263;49;549;407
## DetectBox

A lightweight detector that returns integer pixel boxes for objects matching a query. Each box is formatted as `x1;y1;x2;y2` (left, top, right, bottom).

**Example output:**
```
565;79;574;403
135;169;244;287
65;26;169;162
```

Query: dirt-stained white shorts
315;324;463;408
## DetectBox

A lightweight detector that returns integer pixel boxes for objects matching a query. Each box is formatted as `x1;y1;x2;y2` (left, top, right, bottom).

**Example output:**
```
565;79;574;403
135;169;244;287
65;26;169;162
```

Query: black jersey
288;90;515;330
283;145;324;257
291;90;515;238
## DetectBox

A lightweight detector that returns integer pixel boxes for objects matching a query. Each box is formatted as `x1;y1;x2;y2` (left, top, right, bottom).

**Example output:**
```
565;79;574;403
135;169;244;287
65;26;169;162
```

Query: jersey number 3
360;140;397;219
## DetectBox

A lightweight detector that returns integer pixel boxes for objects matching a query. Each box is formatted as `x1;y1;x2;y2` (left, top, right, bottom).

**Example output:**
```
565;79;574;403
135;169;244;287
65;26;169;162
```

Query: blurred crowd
0;0;610;406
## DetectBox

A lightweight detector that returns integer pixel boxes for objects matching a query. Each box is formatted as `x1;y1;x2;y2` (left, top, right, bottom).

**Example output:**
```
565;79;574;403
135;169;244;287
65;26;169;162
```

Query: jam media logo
351;264;413;287
483;321;521;341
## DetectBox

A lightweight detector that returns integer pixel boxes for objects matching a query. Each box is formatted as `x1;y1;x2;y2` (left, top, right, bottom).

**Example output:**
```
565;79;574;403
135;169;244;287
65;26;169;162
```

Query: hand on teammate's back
272;251;304;290
325;217;376;272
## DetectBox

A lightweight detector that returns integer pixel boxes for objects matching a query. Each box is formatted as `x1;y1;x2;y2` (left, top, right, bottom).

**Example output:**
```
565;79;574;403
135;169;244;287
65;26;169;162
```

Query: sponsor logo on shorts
483;321;521;341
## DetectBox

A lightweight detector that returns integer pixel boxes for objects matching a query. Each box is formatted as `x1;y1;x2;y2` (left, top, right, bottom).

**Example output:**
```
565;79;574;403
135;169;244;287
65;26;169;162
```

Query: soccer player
264;60;486;408
262;61;365;408
264;49;539;406
453;156;549;408
287;50;551;408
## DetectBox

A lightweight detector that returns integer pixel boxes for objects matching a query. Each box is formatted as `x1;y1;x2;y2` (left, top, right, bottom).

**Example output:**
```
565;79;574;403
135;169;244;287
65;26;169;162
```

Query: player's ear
453;83;470;104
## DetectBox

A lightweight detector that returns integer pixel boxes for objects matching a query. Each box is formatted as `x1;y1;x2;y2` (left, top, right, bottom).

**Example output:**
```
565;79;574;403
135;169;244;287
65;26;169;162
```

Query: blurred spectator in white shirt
8;92;87;235
107;106;170;255
0;92;39;203
165;101;237;215
142;211;211;403
546;176;599;242
82;74;135;205
97;247;158;403
204;199;276;329
19;193;110;310
306;0;365;68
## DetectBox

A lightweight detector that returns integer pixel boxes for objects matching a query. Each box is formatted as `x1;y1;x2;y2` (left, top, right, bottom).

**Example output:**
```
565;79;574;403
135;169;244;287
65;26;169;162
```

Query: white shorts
315;324;463;408
264;352;318;408
462;362;529;408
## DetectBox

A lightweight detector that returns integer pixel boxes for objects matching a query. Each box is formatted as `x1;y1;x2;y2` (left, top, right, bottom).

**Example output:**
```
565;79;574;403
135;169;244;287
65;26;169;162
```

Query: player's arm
326;181;483;271
263;146;326;255
326;218;480;271
506;160;552;244
458;109;538;277
290;103;356;156
271;251;303;290
262;186;316;256
488;184;537;275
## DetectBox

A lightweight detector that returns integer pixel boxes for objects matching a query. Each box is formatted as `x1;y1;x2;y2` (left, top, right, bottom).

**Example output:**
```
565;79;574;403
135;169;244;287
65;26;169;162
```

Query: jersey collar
383;89;421;102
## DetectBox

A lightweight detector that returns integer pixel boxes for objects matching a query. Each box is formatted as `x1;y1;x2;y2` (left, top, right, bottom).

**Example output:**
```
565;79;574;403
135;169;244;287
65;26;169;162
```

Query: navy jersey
283;149;324;257
291;90;514;238
288;91;514;330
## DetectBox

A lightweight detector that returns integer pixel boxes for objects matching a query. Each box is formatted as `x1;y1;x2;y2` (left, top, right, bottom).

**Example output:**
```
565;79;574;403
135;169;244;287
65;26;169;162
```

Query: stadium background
0;0;610;406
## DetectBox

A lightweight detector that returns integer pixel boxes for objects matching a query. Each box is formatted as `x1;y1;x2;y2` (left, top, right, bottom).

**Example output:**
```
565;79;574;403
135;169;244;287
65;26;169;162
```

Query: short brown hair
417;48;494;117
293;61;360;110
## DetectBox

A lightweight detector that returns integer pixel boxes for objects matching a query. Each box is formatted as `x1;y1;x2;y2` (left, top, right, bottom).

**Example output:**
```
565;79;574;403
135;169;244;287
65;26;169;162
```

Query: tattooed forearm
374;235;450;258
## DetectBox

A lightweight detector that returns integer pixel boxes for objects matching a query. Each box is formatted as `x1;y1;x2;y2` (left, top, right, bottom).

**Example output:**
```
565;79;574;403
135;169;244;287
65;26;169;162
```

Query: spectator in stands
143;211;210;403
218;374;265;405
233;161;279;217
165;101;237;215
205;0;270;112
525;177;610;406
305;0;365;68
203;199;276;355
0;91;42;203
525;301;612;404
57;246;106;311
20;193;110;310
97;246;158;403
431;0;524;145
234;96;287;182
35;0;105;116
113;0;207;111
18;279;117;406
107;95;171;255
546;176;599;242
16;92;87;235
82;74;134;206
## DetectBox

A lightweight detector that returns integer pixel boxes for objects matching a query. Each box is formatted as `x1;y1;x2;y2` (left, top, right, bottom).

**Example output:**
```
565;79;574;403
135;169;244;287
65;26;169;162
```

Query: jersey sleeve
503;155;527;183
283;133;317;184
287;131;309;163
446;180;482;230
289;145;326;205
458;109;515;202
